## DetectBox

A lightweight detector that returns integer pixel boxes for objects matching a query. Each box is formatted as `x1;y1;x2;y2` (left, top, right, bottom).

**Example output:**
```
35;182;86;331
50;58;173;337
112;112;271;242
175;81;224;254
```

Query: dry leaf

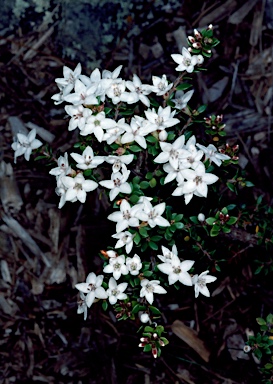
171;319;211;362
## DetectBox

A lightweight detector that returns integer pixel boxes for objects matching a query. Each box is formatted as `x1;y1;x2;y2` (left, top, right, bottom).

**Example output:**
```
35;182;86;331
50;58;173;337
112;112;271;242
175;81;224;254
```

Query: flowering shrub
12;25;239;358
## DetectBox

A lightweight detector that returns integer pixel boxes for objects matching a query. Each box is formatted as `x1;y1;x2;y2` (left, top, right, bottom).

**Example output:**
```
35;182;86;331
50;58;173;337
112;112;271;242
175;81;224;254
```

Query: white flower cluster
154;135;229;204
75;243;217;320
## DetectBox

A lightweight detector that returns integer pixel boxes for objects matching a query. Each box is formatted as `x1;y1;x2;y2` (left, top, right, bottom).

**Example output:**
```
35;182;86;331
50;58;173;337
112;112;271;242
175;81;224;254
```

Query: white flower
135;199;170;228
179;163;219;198
126;74;152;107
64;105;92;131
157;255;194;286
173;89;194;110
55;63;82;96
49;153;71;176
80;111;116;141
62;173;98;204
157;244;178;263
112;231;135;254
154;135;186;169
102;65;123;80
70;146;104;170
105;154;134;173
79;68;108;101
11;128;43;163
75;272;108;307
145;106;180;131
100;168;131;201
126;254;142;275
107;277;128;305
103;118;129;144
103;254;128;280
151;74;173;96
121;116;155;149
196;143;230;166
77;292;88;320
140;279;167;305
107;200;140;233
106;79;131;104
171;47;198;73
64;79;98;106
191;271;217;298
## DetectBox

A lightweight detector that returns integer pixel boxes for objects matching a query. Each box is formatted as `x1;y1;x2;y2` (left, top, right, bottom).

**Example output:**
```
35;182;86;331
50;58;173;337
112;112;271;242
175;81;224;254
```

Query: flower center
145;283;154;293
74;182;82;190
194;176;202;185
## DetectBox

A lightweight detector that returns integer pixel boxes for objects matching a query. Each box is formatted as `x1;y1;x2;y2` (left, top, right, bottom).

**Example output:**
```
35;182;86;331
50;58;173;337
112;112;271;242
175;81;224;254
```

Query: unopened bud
152;346;158;358
194;29;202;40
140;313;150;323
192;42;202;49
188;47;192;53
115;147;126;155
140;337;149;343
116;313;122;319
159;339;165;347
232;145;239;151
153;333;158;339
188;36;195;43
207;24;213;30
159;130;168;141
198;213;205;222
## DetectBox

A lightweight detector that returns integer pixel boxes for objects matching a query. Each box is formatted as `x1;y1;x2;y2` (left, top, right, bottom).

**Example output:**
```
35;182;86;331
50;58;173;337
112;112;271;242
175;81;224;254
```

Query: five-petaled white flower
151;74;173;96
81;111;116;141
107;277;128;305
99;168;131;201
103;254;129;280
145;106;180;131
157;244;178;263
140;279;167;305
157;254;194;286
11;128;43;163
121;116;155;149
70;146;105;170
62;173;98;204
64;79;98;106
126;254;142;275
126;74;152;107
171;47;198;73
135;199;170;228
191;271;217;298
55;63;82;97
154;135;187;170
173;89;194;110
75;272;108;307
49;152;71;177
196;143;230;167
107;200;140;233
105;154;134;173
112;231;135;254
64;105;92;131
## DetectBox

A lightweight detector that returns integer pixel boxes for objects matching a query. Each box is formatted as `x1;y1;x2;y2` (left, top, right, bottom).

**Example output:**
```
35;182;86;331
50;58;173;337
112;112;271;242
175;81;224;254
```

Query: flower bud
153;333;158;339
152;346;158;358
159;338;165;347
194;29;202;40
140;337;149;342
140;313;150;323
198;213;205;222
193;42;202;49
188;36;195;43
159;130;168;141
115;147;126;156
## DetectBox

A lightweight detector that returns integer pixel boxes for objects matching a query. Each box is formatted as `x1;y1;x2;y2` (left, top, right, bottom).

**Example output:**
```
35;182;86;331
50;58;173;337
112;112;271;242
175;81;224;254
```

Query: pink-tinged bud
207;24;213;30
193;42;202;49
194;29;202;40
232;156;239;161
159;339;165;347
225;214;230;220
226;143;230;149
243;345;251;353
188;47;192;53
216;114;223;122
116;313;122;319
204;117;211;124
138;343;146;347
212;125;216;130
152;346;158;358
232;145;239;151
188;36;195;43
153;333;158;339
115;147;126;155
219;149;225;153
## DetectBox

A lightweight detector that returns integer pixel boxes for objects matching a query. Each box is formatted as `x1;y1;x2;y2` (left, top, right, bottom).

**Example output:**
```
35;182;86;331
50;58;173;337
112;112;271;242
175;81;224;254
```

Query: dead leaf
171;319;211;362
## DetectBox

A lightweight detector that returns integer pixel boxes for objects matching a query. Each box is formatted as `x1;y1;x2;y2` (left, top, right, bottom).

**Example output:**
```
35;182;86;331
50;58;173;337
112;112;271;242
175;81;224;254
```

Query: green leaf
197;104;207;113
102;300;108;311
264;363;273;369
148;241;158;250
174;214;183;222
140;181;150;190
227;217;237;225
227;182;236;192
266;314;273;324
150;235;162;242
206;217;216;225
160;337;169;346
245;181;254;187
145;172;154;180
226;204;237;211
146;135;157;143
149;306;161;315
144;326;154;332
130;194;140;204
149;178;157;188
130;145;142;152
222;226;231;233
257;317;267;326
174;222;184;229
143;344;152;352
221;207;228;215
139;227;149;237
254;348;262;360
176;83;192;91
133;232;141;245
143;270;153;278
210;228;220;237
